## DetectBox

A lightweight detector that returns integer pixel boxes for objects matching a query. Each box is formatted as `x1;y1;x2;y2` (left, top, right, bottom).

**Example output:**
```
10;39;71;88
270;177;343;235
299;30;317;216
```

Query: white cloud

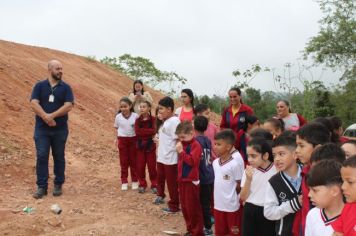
0;0;340;96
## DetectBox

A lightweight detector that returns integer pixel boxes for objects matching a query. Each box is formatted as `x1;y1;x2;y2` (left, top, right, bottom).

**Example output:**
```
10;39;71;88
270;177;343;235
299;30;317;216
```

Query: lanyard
50;85;57;95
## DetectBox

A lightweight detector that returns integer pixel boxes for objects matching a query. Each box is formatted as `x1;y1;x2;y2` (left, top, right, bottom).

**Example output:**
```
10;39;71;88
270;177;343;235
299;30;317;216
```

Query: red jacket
297;114;307;127
178;138;202;182
220;104;254;162
301;164;312;235
134;115;156;151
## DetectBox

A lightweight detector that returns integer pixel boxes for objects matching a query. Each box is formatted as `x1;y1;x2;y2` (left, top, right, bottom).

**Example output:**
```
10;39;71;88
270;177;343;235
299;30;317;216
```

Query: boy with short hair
305;160;344;236
154;96;181;213
194;104;219;160
331;156;356;236
175;121;204;236
310;143;346;165
194;115;214;236
264;135;302;236
213;129;244;236
296;122;330;234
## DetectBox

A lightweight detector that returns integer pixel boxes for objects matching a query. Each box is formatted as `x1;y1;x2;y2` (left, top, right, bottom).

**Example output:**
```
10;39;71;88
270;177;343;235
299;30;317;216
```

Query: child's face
341;166;356;202
139;103;150;115
177;131;194;142
247;121;260;133
247;146;268;168
263;122;281;139
295;135;315;165
197;109;211;120
342;143;356;159
308;185;340;209
120;101;131;115
158;105;172;120
272;146;297;172
214;139;233;157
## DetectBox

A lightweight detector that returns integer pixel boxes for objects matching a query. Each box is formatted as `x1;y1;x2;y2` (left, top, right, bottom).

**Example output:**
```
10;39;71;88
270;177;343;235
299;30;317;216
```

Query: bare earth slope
0;40;184;235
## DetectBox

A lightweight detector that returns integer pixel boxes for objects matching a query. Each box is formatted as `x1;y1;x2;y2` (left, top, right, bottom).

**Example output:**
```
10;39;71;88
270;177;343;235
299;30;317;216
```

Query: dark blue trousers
34;128;68;188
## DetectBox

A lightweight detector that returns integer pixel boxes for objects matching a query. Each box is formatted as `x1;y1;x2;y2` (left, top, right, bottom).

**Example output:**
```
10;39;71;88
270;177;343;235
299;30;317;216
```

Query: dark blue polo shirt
30;79;74;130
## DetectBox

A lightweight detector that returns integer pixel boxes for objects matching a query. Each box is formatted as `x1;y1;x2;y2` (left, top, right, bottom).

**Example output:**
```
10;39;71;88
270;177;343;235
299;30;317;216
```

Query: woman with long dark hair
128;80;153;114
175;88;195;122
220;87;254;162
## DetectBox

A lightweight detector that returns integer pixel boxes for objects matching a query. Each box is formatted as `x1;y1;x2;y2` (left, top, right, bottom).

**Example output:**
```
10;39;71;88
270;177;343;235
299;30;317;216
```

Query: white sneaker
121;183;128;191
131;182;139;190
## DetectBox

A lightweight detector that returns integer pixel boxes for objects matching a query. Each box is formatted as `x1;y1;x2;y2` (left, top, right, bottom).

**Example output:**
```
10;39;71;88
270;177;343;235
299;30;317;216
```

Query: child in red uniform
213;129;244;236
175;121;204;236
295;122;330;234
135;101;157;194
114;97;139;191
332;156;356;236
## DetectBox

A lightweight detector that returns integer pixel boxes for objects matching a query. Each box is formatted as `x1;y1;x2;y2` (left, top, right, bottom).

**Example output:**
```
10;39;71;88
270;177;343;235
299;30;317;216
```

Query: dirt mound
0;40;185;235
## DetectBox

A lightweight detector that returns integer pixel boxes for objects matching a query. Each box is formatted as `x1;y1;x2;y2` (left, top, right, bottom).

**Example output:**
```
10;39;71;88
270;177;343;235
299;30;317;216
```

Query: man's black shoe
33;187;48;199
53;185;62;196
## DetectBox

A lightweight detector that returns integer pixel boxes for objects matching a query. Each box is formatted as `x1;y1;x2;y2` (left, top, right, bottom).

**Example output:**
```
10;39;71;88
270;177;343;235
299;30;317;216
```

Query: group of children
114;91;356;236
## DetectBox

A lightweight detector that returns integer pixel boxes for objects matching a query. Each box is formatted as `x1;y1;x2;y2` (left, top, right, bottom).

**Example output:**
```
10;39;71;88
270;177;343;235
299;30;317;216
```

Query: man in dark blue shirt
30;59;74;199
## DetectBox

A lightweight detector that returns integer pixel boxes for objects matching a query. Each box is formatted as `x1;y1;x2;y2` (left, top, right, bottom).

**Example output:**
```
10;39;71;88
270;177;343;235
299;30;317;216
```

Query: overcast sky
0;0;340;96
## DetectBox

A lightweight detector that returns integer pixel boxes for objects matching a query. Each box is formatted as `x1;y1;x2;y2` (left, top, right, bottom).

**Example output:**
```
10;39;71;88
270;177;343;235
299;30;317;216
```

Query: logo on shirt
239;116;245;123
223;174;231;180
279;192;287;200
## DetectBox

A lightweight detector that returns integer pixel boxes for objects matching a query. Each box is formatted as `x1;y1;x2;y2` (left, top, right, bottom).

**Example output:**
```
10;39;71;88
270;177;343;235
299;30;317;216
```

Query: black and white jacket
264;169;302;236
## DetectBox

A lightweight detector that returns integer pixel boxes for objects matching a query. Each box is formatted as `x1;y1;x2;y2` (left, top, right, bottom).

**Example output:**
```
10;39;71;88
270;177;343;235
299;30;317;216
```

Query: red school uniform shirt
178;138;202;182
301;164;313;235
134;115;156;150
220;104;254;162
331;203;356;236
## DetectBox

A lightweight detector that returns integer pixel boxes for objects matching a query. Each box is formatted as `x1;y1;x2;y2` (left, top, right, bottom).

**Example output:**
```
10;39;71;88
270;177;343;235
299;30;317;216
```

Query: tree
232;64;270;89
332;79;356;127
304;0;356;80
100;54;187;95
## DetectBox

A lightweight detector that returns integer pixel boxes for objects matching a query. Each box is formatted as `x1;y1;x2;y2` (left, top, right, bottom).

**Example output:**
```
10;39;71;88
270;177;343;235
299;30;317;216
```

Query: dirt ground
0;40;189;236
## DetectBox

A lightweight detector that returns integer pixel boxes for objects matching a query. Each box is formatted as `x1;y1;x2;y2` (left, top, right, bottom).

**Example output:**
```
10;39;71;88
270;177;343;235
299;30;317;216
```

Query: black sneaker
153;196;165;205
138;187;145;194
33;187;47;199
53;185;62;196
151;187;157;194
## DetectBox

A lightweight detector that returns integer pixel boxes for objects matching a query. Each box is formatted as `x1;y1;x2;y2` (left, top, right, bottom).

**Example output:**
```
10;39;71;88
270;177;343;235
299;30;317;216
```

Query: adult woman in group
128;80;153;114
276;100;307;131
175;88;195;122
220;87;254;162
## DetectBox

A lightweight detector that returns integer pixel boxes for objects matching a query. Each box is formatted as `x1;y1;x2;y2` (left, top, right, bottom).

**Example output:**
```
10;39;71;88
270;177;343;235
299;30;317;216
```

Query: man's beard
52;72;62;81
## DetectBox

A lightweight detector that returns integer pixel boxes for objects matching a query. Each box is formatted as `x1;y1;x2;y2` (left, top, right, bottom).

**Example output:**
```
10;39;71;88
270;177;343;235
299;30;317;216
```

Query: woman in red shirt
220;87;254;162
175;88;195;122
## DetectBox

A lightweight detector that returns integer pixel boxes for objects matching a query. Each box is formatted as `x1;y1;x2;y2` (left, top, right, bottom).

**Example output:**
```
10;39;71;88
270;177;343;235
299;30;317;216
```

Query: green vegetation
100;54;187;96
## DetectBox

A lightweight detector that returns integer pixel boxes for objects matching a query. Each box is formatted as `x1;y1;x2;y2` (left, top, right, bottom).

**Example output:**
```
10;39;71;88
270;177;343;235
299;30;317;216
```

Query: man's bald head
48;59;62;70
48;59;63;81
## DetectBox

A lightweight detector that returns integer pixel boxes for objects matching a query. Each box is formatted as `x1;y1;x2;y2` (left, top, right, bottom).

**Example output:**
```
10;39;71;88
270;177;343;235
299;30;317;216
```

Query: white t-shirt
157;116;180;165
241;162;277;206
305;207;339;236
114;112;139;137
213;156;244;212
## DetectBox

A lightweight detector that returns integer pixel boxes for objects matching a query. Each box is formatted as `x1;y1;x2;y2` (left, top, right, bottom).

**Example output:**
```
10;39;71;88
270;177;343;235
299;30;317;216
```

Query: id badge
49;95;55;102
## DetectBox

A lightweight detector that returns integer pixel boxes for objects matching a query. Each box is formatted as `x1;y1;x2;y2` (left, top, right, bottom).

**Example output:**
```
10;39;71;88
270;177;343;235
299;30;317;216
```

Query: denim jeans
34;128;68;188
